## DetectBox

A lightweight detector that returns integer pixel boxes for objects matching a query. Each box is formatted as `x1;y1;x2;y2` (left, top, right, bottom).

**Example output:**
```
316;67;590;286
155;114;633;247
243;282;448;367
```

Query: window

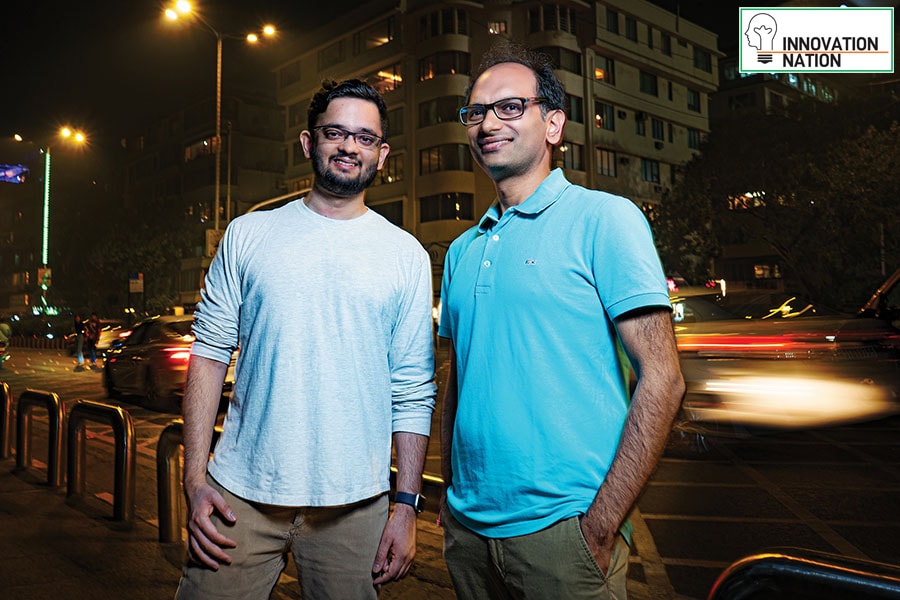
651;118;664;141
419;144;472;175
640;71;658;96
184;137;216;162
292;140;304;166
668;123;674;143
687;89;701;112
641;159;660;183
368;200;403;226
361;63;404;94
418;9;468;40
420;192;473;222
687;128;701;149
594;55;615;85
566;94;583;123
803;78;817;96
625;16;637;41
373;153;403;186
661;33;672;56
536;46;581;75
635;116;645;136
489;21;507;35
419;96;465;127
418;51;471;81
787;73;800;87
318;40;345;70
647;24;654;49
288;100;306;128
667;81;673;101
607;9;619;34
594;101;615;131
387;107;403;137
596;148;617;177
279;60;301;88
354;17;397;53
555;142;584;170
693;47;712;72
529;5;577;33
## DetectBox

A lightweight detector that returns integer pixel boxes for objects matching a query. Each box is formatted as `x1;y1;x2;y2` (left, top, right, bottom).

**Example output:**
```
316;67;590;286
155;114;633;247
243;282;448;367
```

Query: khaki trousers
444;509;630;599
175;475;388;600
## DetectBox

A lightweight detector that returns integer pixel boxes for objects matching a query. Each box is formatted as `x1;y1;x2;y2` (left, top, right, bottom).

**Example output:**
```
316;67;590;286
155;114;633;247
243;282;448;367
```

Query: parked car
103;315;236;412
670;271;900;433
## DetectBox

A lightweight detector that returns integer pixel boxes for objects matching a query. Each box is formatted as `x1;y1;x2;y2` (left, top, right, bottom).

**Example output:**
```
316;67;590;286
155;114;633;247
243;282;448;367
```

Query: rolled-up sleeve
192;224;242;365
389;248;437;436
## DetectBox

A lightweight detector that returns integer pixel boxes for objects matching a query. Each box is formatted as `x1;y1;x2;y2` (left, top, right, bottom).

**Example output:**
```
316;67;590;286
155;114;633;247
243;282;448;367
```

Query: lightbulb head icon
745;13;777;64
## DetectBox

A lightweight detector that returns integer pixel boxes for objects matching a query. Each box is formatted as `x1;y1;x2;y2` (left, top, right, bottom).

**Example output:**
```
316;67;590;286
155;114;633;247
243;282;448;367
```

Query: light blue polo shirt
438;169;670;538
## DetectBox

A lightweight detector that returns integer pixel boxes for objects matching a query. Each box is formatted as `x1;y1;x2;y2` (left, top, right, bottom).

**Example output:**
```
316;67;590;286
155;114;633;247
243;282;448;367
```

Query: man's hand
372;504;417;584
580;516;617;574
184;482;238;570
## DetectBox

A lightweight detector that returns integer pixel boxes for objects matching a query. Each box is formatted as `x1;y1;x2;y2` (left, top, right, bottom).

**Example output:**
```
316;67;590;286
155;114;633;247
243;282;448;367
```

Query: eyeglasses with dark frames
458;97;549;126
311;126;385;149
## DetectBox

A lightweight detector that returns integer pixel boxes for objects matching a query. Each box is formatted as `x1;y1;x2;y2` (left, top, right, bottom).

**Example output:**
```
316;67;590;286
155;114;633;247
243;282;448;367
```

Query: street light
164;1;276;232
14;127;88;306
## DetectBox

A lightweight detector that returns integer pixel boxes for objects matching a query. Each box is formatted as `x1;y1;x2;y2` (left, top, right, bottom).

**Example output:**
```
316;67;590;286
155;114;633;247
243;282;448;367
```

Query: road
2;346;899;599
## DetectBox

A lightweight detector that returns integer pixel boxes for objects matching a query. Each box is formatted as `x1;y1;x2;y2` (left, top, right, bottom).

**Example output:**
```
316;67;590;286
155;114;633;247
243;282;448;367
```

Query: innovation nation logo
739;7;894;73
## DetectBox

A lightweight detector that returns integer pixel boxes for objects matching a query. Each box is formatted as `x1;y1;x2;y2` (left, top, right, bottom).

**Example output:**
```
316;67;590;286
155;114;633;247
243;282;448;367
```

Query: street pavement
0;345;703;599
0;456;697;599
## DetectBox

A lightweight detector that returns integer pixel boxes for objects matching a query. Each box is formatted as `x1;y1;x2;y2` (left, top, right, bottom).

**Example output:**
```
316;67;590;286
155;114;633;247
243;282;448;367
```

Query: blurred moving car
103;315;236;412
670;271;900;432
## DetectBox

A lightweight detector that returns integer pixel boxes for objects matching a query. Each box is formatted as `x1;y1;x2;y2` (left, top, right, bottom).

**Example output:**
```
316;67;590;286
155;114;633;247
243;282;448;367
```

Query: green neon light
42;149;50;266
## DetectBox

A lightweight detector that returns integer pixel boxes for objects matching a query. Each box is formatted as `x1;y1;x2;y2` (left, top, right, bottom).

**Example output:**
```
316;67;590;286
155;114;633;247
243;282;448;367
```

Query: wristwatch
394;491;425;514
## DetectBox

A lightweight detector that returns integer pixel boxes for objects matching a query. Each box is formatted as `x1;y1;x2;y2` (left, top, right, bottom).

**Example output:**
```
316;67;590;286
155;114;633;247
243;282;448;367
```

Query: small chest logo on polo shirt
525;258;536;265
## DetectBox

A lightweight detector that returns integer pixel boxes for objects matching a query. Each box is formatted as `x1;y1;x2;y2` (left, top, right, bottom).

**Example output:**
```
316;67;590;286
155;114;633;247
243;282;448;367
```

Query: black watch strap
394;491;425;513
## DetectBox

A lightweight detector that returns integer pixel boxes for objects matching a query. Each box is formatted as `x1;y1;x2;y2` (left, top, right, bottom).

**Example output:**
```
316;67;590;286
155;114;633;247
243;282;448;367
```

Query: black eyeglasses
311;126;384;149
458;97;548;126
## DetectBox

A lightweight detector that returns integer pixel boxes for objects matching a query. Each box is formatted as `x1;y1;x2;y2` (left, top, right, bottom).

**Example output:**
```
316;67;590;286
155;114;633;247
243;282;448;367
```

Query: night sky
0;0;766;152
1;1;341;148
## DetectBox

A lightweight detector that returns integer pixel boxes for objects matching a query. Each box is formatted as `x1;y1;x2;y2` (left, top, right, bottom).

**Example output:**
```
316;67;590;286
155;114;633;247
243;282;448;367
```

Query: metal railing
0;382;11;458
16;388;65;487
708;547;900;599
66;400;136;522
156;419;223;543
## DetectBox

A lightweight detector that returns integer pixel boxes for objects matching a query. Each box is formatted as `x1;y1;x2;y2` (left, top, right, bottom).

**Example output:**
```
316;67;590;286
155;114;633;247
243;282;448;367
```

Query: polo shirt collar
477;169;568;233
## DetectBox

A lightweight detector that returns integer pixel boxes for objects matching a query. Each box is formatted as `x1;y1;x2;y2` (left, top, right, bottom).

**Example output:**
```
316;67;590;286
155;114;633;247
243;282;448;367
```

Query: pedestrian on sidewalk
174;79;436;600
438;43;685;599
84;312;101;369
72;314;85;371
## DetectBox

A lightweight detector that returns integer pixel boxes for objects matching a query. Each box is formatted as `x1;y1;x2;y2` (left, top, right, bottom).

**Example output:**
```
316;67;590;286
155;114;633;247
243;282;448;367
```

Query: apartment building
123;92;285;308
273;0;720;298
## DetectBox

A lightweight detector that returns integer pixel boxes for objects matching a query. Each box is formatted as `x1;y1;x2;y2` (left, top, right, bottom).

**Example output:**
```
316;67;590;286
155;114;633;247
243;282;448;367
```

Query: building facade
273;0;720;299
123;92;285;308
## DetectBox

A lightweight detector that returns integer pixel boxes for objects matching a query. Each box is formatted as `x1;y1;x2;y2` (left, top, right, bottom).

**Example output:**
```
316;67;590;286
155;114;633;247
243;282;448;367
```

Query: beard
311;145;379;196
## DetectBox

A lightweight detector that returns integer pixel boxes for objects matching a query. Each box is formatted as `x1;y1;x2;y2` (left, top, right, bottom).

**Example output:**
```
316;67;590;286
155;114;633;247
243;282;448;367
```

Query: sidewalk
0;456;456;600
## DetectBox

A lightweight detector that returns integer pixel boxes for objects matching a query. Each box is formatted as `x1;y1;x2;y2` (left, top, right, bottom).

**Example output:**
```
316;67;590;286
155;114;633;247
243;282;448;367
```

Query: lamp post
164;1;276;232
15;127;87;306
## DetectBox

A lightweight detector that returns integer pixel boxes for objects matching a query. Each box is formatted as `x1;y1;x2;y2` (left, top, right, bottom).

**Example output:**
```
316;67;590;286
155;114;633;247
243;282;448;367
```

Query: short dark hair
465;42;567;117
307;79;389;138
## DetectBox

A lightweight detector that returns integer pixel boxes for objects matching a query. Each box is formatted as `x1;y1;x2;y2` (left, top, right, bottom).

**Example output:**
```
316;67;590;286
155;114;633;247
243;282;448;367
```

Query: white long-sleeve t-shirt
191;199;437;506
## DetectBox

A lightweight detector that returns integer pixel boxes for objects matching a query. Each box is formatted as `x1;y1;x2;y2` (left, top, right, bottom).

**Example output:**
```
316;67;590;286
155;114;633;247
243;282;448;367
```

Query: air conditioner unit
654;185;663;193
635;111;647;121
617;110;627;119
654;141;664;150
619;156;630;165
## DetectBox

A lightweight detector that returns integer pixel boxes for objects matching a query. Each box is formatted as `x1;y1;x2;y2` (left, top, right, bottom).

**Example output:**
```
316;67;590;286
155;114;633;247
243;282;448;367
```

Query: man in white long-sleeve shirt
174;79;437;600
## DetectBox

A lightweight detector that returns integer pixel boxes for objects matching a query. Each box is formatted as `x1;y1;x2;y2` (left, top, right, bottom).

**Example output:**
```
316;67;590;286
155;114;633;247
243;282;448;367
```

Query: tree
656;96;900;310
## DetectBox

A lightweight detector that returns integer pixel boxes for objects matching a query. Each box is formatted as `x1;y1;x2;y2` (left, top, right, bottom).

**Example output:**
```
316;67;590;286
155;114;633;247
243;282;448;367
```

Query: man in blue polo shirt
438;43;686;599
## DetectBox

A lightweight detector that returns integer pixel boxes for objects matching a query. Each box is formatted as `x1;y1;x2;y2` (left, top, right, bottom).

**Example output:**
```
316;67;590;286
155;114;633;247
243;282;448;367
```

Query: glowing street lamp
164;1;276;232
15;126;88;302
